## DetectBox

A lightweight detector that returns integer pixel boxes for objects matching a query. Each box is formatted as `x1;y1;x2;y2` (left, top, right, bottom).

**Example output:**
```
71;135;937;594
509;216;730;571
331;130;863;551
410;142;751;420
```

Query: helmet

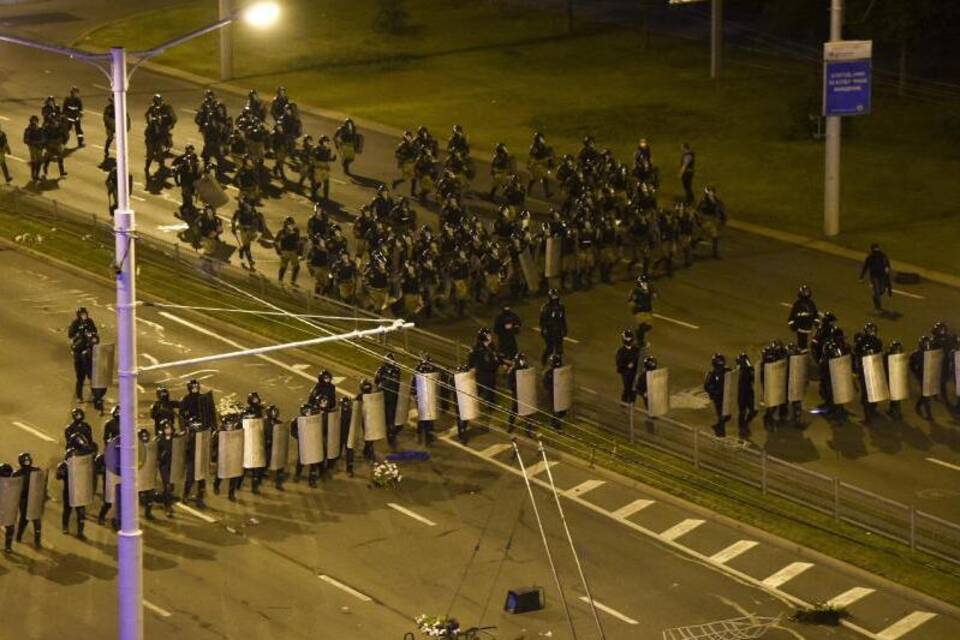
822;311;837;325
635;275;648;287
495;142;506;153
18;452;32;468
0;464;12;478
583;135;593;146
111;405;120;418
621;329;635;344
919;335;933;350
888;340;903;354
340;396;352;409
187;379;200;393
643;356;658;370
267;404;280;419
550;353;563;367
185;144;195;154
547;288;560;300
319;369;333;383
932;322;948;338
138;429;150;443
248;392;262;406
76;306;89;318
476;328;491;343
360;378;374;393
299;403;312;416
736;352;750;366
157;387;170;401
711;353;726;368
71;407;85;421
798;284;812;299
870;243;881;253
152;94;162;104
863;322;878;336
284;216;295;226
158;417;173;431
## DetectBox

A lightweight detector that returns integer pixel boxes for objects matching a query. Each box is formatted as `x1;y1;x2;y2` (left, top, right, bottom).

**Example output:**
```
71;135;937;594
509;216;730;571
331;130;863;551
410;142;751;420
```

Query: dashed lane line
578;596;638;625
12;420;56;442
926;457;960;472
611;499;654;519
565;479;605;498
176;502;217;524
386;502;436;527
875;612;937;640
532;326;580;344
652;313;700;330
891;289;924;300
826;587;875;609
142;600;172;618
660;518;705;542
709;540;758;564
779;302;792;308
319;574;372;602
760;562;813;589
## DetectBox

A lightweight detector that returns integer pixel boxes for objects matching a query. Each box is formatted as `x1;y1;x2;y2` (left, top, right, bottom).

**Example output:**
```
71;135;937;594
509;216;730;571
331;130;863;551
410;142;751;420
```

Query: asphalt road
0;247;886;640
1;0;959;526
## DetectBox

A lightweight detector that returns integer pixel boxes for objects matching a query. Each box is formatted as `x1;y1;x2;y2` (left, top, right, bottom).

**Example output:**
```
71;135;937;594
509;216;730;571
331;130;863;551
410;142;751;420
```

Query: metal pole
710;0;722;80
219;0;234;81
824;0;843;237
112;46;143;640
511;440;578;640
539;443;606;639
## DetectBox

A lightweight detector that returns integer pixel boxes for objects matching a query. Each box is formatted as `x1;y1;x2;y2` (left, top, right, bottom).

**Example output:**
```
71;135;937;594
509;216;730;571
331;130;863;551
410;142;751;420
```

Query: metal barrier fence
3;186;960;566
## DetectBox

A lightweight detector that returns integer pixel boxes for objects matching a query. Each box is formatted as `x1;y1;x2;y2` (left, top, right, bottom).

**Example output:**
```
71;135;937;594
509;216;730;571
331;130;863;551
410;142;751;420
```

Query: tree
855;0;935;96
372;0;410;35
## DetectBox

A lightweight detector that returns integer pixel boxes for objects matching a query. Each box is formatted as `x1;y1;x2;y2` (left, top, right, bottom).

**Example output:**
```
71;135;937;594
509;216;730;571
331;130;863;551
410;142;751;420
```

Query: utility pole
219;0;234;81
824;0;843;237
710;0;722;80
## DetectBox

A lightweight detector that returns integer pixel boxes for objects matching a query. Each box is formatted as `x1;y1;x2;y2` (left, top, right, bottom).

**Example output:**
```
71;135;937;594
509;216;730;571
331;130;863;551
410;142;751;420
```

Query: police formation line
0;86;728;322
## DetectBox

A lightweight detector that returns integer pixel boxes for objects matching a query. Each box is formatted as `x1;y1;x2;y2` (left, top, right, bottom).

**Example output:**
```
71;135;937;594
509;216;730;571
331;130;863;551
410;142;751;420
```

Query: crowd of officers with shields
4;85;730;321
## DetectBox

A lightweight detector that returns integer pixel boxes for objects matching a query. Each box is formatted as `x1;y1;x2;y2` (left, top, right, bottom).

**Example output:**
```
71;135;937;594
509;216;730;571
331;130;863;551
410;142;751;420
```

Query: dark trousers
67;118;84;144
869;277;886;310
73;355;89;400
711;399;728;437
0;157;10;182
620;372;637;403
681;171;694;204
542;334;563;364
183;465;206;504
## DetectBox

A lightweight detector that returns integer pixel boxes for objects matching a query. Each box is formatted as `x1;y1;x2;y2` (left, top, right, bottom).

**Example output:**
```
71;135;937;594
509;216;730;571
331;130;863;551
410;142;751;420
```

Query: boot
76;521;86;541
712;239;720;259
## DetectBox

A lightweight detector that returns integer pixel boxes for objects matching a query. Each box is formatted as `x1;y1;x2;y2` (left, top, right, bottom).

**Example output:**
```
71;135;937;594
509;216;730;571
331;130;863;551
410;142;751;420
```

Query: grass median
2;190;959;609
79;0;960;276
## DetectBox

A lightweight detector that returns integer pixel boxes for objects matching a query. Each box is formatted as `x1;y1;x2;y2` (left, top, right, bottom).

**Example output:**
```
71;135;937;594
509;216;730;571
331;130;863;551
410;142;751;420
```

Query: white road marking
891;289;924;300
876;612;937;640
926;457;960;472
91;143;105;151
779;302;792;308
709;540;758;564
578;596;638;624
181;108;197;114
131;195;146;202
176;503;217;523
387;503;436;527
659;518;705;541
7;154;25;163
332;376;346;384
12;420;56;443
565;479;605;497
532;326;579;343
318;574;372;602
479;443;512;458
611;499;654;519
825;587;875;609
92;83;111;92
523;460;557;478
0;114;10;121
652;313;700;330
761;562;813;588
136;384;146;393
142;600;172;617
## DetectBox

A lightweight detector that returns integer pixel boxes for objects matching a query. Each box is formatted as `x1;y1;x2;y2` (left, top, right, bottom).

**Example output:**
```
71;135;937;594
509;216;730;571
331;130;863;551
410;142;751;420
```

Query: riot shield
347;400;362;450
197;173;230;209
137;439;158;492
646;368;670;417
888;353;910;401
415;372;439;421
763;359;787;407
104;469;120;508
67;454;95;508
519;248;540;291
193;429;211;481
216;429;244;479
269;421;291;471
91;342;115;390
362;392;388;442
545;236;561;279
25;469;47;521
324;409;341;461
0;476;23;527
242;418;267;469
862;353;890;403
454;369;480;421
169;432;187;489
787;354;808;403
552;365;573;413
956;351;960;399
393;373;411;427
721;368;738;418
922;349;943;398
753;362;761;411
516;367;538;416
829;354;855;405
297;414;324;465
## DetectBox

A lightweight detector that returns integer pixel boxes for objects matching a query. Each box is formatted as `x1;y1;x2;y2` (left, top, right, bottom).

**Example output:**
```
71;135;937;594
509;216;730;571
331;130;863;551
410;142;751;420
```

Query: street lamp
221;1;281;81
0;6;279;640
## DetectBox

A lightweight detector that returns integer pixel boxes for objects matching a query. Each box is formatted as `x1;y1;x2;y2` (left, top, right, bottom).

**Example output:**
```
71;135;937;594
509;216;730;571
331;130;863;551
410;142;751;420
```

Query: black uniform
468;340;500;403
375;359;402;446
787;296;818;350
703;364;731;437
63;93;84;146
860;248;892;311
494;308;522;359
539;299;567;365
852;330;884;420
9;459;43;548
616;343;641;404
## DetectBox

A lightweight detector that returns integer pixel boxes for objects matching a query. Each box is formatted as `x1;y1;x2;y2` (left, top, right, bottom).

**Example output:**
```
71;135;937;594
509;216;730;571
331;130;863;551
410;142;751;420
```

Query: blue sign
824;59;872;116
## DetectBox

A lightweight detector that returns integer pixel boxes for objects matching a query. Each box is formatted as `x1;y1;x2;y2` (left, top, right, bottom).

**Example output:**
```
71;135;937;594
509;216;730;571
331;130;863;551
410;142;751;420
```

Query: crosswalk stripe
825;587;875;609
578;596;638;624
523;460;557;478
876;612;937;640
709;540;758;564
611;499;654;519
659;518;705;542
565;479;605;497
761;562;813;588
478;443;512;458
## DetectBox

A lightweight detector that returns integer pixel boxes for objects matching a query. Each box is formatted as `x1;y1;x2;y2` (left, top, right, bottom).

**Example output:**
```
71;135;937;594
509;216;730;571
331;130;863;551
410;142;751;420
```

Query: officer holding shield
703;353;730;437
375;353;402;446
10;453;43;548
543;353;568;432
628;276;655;348
539;289;567;365
735;352;757;437
853;322;884;422
58;433;97;539
412;356;440;446
468;329;500;403
910;336;936;421
155;419;176;518
309;370;338;410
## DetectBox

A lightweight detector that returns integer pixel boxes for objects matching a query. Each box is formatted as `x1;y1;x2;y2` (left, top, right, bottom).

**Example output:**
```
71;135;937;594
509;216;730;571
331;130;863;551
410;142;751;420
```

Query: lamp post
0;5;278;639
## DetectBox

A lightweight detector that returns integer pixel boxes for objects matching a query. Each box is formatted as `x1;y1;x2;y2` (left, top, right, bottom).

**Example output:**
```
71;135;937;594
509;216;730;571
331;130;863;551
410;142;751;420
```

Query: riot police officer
62;86;84;147
885;340;905;420
264;404;285;490
97;406;120;526
539;289;567;365
930;322;958;412
11;452;43;548
703;353;730;436
853;322;884;422
292;402;321;487
411;356;440;446
735;352;757;437
859;244;892;312
309;369;337;409
494;306;522;359
616;329;641;404
468;328;500;403
818;329;851;420
64;407;94;446
375;353;402;446
761;339;789;428
150;387;179;435
507;352;535;436
910;336;936;420
155;419;176;517
276;216;302;285
243;392;266;493
543;353;568;431
58;433;97;539
628;275;655;347
0;123;12;183
787;285;818;351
